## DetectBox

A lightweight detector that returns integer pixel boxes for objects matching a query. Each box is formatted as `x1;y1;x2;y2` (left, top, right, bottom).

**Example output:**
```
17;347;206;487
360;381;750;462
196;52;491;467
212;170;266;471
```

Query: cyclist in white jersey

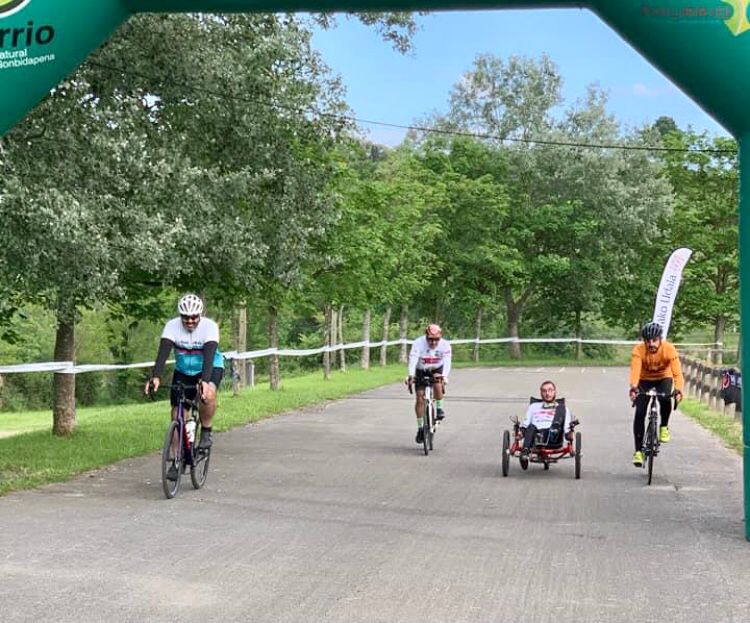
145;293;224;450
406;324;452;444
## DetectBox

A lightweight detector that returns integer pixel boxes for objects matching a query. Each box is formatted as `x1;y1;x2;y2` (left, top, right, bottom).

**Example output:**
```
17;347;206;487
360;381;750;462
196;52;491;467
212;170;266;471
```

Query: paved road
1;367;747;622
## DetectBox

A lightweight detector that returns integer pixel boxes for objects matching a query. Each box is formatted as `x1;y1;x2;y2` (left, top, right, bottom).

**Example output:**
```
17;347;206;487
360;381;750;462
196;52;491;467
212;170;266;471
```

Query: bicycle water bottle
186;420;196;445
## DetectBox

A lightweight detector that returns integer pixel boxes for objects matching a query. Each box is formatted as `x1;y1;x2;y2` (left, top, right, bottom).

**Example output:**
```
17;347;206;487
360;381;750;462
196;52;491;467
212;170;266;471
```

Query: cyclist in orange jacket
628;322;684;467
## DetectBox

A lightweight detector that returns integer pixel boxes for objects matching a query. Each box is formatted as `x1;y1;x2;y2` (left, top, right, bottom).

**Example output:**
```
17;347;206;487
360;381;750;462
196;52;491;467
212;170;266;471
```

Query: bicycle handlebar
631;388;680;409
636;389;677;398
147;381;204;404
406;373;445;395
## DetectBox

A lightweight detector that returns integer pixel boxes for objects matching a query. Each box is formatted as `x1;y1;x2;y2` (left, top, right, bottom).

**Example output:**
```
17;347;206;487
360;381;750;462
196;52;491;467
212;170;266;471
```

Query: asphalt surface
1;367;747;623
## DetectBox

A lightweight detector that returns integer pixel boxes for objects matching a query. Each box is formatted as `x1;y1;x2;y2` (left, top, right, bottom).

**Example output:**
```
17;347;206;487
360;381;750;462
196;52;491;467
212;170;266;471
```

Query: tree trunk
399;305;409;364
472;306;483;362
338;305;346;372
737;331;741;367
268;305;280;390
236;302;247;387
575;309;583;361
505;289;522;360
330;306;338;376
713;315;726;365
380;306;391;367
52;312;76;436
323;304;332;380
361;308;371;370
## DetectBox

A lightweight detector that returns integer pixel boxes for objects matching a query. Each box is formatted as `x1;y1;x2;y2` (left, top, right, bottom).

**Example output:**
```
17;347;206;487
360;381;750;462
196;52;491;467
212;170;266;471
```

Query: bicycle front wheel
161;420;182;499
428;404;435;451
190;425;211;490
422;402;430;456
646;419;657;485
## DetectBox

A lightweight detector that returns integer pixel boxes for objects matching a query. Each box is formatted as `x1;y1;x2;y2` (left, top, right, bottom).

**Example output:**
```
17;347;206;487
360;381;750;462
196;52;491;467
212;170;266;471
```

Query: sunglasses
427;337;440;343
181;314;200;322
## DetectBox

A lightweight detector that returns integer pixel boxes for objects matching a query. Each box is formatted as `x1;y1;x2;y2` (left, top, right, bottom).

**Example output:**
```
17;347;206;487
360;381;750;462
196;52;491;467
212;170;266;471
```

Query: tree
0;77;193;433
443;54;565;357
444;57;673;356
661;131;738;361
417;136;510;358
96;14;348;389
529;88;673;355
310;142;443;371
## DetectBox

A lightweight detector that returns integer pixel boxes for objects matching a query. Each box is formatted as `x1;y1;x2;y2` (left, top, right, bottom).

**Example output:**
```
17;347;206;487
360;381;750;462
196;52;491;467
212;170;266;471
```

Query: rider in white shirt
145;294;224;460
520;380;573;456
406;324;452;444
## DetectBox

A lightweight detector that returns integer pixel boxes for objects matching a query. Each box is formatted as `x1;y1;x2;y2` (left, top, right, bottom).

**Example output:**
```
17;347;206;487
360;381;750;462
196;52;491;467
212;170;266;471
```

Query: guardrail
679;355;742;419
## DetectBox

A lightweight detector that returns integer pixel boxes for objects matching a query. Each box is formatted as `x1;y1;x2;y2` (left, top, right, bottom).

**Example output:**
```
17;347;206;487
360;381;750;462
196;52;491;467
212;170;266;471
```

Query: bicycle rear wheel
190;424;211;489
161;420;182;499
574;431;581;480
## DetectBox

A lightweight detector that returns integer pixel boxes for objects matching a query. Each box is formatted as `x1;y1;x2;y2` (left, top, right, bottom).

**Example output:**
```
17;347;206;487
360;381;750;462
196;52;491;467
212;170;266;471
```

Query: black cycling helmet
641;322;663;340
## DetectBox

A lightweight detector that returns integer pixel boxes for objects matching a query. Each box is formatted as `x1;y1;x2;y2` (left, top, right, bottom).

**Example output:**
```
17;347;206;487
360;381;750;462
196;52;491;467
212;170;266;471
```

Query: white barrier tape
0;338;729;374
0;360;173;375
0;361;74;374
223;339;410;361
57;361;158;375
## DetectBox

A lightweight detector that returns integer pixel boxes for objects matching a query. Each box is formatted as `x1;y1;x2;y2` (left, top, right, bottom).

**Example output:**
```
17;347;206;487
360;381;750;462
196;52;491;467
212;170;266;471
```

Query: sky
310;8;730;147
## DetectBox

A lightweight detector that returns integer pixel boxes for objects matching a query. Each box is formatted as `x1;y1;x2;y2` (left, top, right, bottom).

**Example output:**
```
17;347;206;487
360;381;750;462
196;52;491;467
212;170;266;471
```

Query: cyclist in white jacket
520;380;573;456
406;324;452;444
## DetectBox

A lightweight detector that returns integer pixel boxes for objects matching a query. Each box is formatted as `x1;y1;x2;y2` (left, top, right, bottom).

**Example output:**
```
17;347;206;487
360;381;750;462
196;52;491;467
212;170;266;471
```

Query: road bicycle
408;372;442;455
149;382;211;499
634;388;676;485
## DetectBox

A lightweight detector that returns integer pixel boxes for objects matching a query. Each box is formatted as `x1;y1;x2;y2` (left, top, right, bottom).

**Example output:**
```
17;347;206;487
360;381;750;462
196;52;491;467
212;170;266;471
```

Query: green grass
679;398;743;455
0;365;405;495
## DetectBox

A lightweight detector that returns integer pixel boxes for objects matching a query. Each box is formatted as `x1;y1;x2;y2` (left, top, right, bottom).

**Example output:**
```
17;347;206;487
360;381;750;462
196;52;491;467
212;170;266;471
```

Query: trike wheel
543;461;550;471
574;431;581;479
501;430;510;477
519;455;529;470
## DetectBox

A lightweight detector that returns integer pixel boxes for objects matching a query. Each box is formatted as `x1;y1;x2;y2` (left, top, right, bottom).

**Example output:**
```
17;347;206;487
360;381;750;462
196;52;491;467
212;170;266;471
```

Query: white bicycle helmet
177;293;204;316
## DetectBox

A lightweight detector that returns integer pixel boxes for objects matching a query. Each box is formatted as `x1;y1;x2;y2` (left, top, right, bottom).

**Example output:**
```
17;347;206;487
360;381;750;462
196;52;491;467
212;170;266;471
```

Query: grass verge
679;398;743;455
0;365;404;495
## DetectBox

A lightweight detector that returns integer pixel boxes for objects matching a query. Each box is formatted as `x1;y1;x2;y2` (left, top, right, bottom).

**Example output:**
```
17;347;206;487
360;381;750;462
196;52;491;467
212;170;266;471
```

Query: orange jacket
629;341;684;391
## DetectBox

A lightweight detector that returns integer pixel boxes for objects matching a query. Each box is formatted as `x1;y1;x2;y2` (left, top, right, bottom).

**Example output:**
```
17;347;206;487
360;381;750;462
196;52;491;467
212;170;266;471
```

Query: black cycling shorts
414;367;443;390
170;368;224;407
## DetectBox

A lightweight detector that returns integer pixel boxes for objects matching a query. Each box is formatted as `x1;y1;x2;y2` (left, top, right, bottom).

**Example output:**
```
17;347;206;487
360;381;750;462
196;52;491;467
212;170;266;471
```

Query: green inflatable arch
1;0;750;537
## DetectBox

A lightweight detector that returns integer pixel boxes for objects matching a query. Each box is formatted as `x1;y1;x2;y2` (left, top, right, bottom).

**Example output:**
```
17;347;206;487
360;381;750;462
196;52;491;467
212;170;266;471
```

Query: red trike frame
502;412;581;478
